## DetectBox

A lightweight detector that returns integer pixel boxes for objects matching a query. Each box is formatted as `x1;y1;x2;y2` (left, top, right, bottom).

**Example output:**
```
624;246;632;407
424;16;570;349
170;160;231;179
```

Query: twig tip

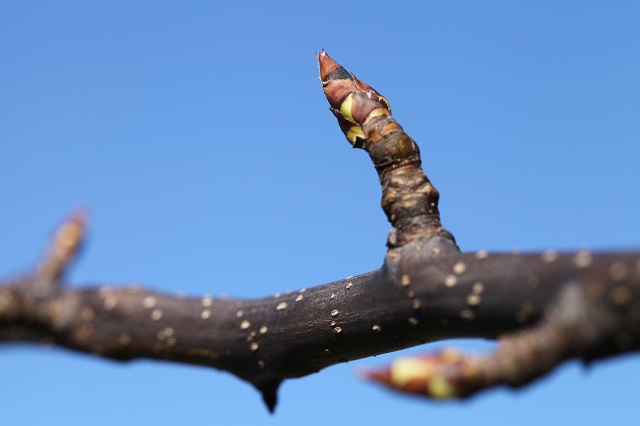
39;208;90;281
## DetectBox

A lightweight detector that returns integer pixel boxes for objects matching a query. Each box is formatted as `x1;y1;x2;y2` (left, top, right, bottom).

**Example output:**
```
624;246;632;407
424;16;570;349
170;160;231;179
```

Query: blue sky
1;1;639;425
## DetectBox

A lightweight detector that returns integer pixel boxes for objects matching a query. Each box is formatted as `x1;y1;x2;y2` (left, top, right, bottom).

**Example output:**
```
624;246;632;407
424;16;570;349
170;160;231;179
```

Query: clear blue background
1;1;639;425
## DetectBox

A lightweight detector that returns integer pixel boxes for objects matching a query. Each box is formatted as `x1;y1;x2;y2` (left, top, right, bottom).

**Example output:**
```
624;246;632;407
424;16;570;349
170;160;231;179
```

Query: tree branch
1;52;639;412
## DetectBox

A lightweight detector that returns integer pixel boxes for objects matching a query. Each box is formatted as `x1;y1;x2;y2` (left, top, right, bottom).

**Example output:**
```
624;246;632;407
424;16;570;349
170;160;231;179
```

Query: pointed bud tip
68;207;90;228
358;367;391;384
317;49;342;82
55;208;90;250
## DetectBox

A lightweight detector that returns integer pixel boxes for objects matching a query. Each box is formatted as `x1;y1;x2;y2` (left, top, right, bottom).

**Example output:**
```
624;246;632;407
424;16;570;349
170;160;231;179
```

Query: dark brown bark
1;52;639;412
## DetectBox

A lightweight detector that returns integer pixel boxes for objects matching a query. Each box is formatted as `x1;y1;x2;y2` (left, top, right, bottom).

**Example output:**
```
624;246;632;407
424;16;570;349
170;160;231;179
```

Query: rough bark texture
1;52;639;412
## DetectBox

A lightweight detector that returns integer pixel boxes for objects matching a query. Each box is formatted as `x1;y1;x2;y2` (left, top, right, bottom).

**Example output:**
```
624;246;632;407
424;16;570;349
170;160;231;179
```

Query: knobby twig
1;52;639;413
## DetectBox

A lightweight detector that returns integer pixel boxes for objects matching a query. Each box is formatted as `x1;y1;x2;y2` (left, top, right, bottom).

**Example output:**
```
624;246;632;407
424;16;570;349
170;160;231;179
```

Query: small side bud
361;349;476;399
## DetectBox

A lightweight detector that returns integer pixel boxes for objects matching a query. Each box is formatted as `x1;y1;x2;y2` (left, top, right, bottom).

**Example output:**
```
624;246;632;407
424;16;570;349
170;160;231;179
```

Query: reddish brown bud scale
317;49;345;81
318;50;393;147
